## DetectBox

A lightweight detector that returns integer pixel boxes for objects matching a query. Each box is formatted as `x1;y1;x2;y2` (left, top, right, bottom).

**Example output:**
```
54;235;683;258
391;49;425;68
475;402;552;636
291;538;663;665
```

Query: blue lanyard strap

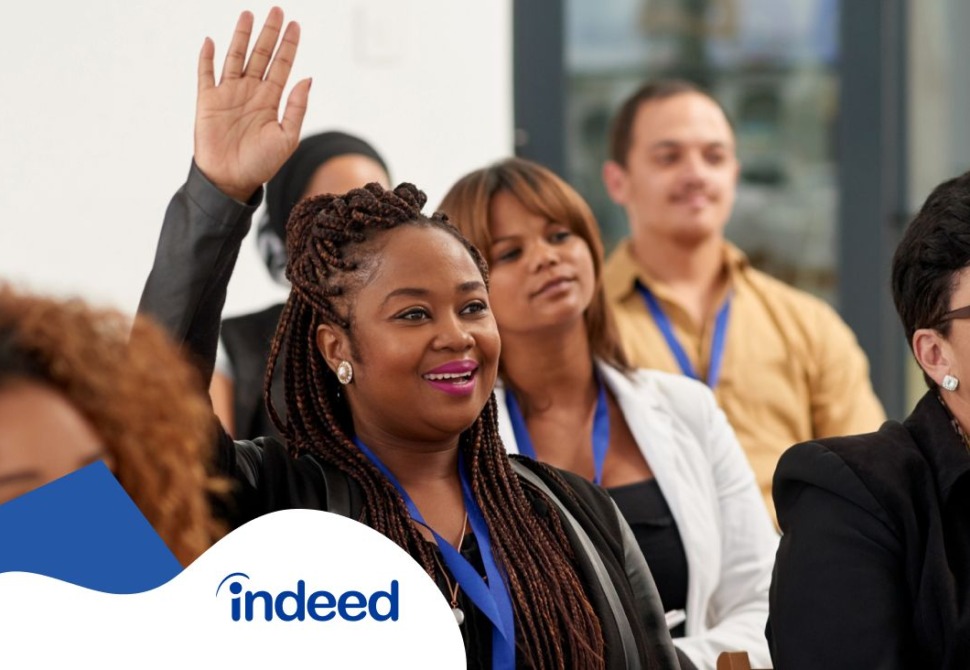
505;376;611;485
636;282;732;388
353;437;516;669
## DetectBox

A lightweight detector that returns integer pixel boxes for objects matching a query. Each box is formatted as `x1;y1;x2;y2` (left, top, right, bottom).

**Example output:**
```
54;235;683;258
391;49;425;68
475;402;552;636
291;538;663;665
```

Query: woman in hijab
210;131;390;439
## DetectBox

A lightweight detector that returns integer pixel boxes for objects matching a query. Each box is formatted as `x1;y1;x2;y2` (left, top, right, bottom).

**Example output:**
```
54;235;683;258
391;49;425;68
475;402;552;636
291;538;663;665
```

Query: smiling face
0;379;104;504
605;91;740;247
486;191;597;338
318;224;500;447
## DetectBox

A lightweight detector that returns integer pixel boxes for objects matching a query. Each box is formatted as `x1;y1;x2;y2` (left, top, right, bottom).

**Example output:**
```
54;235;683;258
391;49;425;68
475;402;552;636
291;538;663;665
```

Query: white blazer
495;362;778;670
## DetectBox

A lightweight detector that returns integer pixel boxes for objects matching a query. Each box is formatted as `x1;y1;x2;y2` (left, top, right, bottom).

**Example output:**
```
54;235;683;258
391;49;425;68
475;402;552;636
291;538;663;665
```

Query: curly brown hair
267;182;606;668
0;285;221;566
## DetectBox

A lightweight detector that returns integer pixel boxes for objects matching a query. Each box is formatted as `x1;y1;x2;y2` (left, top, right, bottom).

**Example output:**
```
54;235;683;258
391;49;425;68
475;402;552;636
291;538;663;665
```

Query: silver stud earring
336;360;354;385
943;374;960;392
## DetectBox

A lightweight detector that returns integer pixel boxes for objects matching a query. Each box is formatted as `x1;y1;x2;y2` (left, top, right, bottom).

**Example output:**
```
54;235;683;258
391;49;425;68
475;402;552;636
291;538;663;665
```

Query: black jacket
219;302;286;441
222;434;684;668
140;164;690;669
768;391;970;669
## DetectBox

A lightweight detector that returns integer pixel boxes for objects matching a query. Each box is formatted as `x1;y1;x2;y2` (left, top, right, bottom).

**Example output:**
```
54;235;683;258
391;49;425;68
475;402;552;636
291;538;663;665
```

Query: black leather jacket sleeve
138;161;261;385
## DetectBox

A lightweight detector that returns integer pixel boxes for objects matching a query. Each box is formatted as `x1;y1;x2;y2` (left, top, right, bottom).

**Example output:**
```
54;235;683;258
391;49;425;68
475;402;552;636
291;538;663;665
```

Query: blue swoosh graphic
0;461;182;593
215;572;249;596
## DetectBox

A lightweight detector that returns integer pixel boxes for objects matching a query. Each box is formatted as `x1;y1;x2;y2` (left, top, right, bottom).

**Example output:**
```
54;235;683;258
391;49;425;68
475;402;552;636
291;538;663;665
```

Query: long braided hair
265;182;605;668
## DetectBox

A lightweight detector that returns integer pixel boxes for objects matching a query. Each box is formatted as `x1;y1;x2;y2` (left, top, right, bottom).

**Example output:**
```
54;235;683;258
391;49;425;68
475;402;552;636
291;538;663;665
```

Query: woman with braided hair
140;8;688;669
210;129;390;441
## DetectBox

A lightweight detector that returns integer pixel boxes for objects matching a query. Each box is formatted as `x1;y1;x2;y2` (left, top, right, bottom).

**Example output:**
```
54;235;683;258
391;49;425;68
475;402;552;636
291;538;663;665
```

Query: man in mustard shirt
601;79;885;517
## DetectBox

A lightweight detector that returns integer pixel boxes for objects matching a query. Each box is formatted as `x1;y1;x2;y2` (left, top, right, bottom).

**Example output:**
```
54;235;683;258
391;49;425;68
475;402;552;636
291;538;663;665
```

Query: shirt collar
604;238;749;304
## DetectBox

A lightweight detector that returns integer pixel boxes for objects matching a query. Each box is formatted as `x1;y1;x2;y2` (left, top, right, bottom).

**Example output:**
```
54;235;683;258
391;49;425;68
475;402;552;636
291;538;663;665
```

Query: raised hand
194;7;311;202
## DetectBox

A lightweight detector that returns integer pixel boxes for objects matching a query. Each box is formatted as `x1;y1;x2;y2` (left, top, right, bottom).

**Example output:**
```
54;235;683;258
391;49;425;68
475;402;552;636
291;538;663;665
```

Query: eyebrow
458;281;487;293
382;287;430;305
0;471;39;486
650;139;730;150
491;221;561;246
0;453;103;487
381;282;486;307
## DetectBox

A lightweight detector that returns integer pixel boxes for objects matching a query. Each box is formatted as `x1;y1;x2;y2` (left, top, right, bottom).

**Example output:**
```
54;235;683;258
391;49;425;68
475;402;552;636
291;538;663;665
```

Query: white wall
0;1;513;317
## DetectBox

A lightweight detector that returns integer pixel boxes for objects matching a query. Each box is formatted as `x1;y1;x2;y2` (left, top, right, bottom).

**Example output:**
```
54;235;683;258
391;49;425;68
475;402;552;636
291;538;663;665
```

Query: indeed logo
216;572;400;622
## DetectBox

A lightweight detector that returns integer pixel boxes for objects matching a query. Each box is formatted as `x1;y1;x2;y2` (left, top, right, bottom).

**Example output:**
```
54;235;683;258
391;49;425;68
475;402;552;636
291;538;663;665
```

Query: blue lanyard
504;376;611;485
353;437;516;669
636;283;731;388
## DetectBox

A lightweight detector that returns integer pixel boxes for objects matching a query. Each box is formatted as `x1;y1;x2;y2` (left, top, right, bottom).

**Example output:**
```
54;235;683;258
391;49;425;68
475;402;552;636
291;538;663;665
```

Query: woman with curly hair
0;286;221;566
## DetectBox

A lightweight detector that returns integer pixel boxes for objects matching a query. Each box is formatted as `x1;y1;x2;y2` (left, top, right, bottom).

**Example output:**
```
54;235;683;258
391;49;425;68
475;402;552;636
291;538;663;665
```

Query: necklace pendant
453;606;465;625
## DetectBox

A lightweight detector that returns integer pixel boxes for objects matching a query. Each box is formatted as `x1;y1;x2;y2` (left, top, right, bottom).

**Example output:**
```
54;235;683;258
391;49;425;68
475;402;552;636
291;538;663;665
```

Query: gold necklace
432;511;469;625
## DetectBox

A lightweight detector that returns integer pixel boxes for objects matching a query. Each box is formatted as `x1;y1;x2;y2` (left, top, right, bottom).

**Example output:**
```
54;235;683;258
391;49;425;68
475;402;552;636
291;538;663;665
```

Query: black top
220;303;286;442
768;391;970;669
430;535;492;670
608;478;689;638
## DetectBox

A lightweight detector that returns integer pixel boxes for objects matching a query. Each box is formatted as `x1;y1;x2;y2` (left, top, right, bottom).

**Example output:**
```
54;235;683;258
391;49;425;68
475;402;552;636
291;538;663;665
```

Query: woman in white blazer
440;158;778;670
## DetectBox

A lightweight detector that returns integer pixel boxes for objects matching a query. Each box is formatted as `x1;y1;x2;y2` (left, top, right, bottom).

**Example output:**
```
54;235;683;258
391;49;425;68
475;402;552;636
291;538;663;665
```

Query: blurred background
514;0;970;419
2;0;968;418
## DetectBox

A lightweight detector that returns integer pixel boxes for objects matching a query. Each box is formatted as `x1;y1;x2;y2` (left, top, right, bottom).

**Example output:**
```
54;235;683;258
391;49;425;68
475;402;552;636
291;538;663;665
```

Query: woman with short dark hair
768;169;970;669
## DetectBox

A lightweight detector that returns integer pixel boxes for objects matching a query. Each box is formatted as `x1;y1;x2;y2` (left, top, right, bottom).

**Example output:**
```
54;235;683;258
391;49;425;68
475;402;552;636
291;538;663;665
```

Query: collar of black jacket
904;390;970;502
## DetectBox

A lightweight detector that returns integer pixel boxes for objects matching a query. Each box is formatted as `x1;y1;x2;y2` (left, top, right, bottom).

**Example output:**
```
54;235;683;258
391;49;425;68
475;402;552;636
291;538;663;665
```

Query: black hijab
257;131;389;283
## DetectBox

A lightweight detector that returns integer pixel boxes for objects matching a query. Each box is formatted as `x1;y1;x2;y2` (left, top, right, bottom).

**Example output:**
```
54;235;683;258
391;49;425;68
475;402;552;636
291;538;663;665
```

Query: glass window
566;0;842;303
906;0;970;409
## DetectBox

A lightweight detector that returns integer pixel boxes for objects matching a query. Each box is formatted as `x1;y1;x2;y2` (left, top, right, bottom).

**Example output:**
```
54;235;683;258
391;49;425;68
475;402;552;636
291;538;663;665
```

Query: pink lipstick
422;360;479;397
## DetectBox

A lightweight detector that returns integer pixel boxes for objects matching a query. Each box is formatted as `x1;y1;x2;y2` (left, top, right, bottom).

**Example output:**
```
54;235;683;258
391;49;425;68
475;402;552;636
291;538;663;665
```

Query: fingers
243;6;284;80
197;37;215;94
219;10;254;83
281;78;312;143
264;20;301;97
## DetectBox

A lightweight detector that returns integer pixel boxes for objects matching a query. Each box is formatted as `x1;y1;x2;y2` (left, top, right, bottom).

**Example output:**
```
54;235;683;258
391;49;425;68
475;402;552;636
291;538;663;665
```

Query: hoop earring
942;374;960;392
336;360;354;385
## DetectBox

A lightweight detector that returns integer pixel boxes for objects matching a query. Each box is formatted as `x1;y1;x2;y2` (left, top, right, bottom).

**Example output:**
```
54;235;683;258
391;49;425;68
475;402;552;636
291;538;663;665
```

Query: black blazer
767;391;970;669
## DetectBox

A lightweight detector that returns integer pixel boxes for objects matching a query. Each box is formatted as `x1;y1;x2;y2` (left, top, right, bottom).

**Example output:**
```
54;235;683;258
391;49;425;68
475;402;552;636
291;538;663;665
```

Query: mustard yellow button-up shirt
604;240;886;517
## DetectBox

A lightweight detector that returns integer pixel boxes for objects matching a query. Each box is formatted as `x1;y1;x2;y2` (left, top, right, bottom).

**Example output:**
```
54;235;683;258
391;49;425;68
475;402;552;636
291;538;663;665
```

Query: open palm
194;8;310;202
